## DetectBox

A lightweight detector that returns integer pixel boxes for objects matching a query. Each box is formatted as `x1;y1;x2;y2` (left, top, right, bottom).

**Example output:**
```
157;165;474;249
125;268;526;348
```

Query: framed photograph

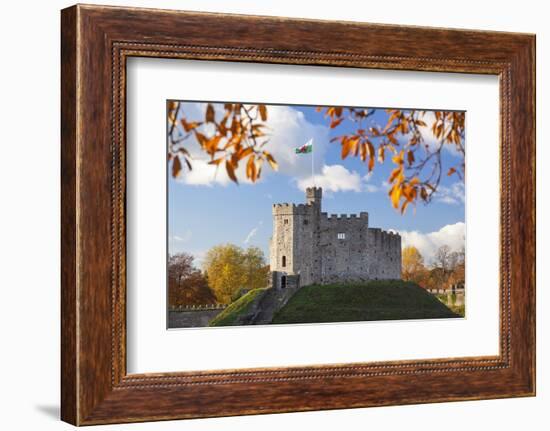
61;4;535;425
165;100;466;330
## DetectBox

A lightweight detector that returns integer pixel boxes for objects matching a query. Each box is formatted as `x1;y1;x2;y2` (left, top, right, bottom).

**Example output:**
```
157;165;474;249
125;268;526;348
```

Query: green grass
209;288;267;327
271;280;460;324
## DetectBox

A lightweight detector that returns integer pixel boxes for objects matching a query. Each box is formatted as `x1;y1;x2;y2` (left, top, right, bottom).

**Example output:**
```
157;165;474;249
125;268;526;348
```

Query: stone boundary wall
168;308;227;328
168;304;227;312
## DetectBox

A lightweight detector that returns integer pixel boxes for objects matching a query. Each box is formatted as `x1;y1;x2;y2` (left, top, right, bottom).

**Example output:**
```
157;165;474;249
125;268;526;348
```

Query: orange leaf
389;167;402;184
206;104;215;123
239;147;254;159
420;187;428;201
378;146;385;163
341;137;351;159
343;137;359;159
258;104;268;121
387;111;400;125
226;160;238;183
208;158;224;166
447;167;457;176
359;142;367;162
390;185;401;209
205;136;222;155
366;140;375;159
392;150;404;165
195;132;207;147
251;124;266;137
407;150;415;166
181;119;201;132
172;156;182;178
330;117;344;128
246;155;256;181
264;152;278;171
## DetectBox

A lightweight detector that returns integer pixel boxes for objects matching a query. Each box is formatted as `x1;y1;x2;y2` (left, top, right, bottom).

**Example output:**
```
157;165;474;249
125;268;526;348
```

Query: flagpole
311;138;315;187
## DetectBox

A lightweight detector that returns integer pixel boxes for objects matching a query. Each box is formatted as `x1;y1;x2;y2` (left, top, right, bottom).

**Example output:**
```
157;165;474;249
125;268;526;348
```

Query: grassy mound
272;280;459;324
209;288;267;327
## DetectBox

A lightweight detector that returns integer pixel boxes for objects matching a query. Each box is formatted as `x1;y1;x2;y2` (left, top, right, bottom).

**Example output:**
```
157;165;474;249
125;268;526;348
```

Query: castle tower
269;187;324;289
303;187;322;286
270;185;400;289
306;187;322;210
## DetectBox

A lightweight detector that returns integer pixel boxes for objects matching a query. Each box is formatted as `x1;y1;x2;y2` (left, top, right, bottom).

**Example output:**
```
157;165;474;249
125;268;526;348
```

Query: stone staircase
249;287;300;325
232;286;301;326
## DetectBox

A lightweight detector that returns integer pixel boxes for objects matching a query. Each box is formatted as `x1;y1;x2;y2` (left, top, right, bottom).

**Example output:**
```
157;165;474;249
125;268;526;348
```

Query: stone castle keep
270;187;401;289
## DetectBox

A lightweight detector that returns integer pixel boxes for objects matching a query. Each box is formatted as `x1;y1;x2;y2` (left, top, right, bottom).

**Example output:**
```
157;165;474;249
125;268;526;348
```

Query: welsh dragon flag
295;139;313;154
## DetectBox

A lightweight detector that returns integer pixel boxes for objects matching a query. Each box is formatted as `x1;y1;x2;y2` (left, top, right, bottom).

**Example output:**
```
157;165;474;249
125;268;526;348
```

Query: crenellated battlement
367;227;402;248
270;186;401;288
322;213;369;220
273;202;318;216
320;211;370;228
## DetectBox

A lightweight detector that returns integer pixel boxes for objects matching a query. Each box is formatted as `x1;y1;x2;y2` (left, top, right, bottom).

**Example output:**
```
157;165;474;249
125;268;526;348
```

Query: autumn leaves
168;102;277;185
168;102;465;215
318;106;465;214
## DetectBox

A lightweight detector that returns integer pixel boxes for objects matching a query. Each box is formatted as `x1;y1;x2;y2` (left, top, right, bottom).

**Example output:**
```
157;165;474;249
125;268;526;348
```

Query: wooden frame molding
61;4;535;425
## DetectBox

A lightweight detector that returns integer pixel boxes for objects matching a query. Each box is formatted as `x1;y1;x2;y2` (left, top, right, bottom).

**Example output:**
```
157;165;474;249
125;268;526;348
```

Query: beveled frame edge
61;4;535;426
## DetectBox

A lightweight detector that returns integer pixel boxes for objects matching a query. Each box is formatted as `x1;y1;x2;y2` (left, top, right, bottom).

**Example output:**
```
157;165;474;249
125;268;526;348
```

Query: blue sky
168;102;465;267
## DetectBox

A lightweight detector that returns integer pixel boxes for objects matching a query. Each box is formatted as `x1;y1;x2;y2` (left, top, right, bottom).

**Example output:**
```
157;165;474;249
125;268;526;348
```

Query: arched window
282;255;286;267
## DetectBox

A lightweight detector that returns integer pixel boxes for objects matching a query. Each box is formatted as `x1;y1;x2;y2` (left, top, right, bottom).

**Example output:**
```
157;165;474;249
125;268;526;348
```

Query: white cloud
297;164;362;193
362;173;379;193
263;106;330;178
173;103;330;186
414;111;463;157
399;222;465;265
243;220;264;244
178;159;230;186
433;182;465;205
243;227;259;244
296;165;386;194
192;250;207;269
170;230;192;243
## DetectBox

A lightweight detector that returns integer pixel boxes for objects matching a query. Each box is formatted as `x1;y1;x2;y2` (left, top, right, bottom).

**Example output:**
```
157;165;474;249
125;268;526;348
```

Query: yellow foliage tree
203;244;268;304
402;246;426;282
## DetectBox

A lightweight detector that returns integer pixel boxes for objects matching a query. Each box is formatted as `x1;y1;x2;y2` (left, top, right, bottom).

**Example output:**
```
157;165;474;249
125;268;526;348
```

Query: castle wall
270;190;321;287
270;203;296;275
364;228;402;280
319;213;370;283
270;187;401;288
